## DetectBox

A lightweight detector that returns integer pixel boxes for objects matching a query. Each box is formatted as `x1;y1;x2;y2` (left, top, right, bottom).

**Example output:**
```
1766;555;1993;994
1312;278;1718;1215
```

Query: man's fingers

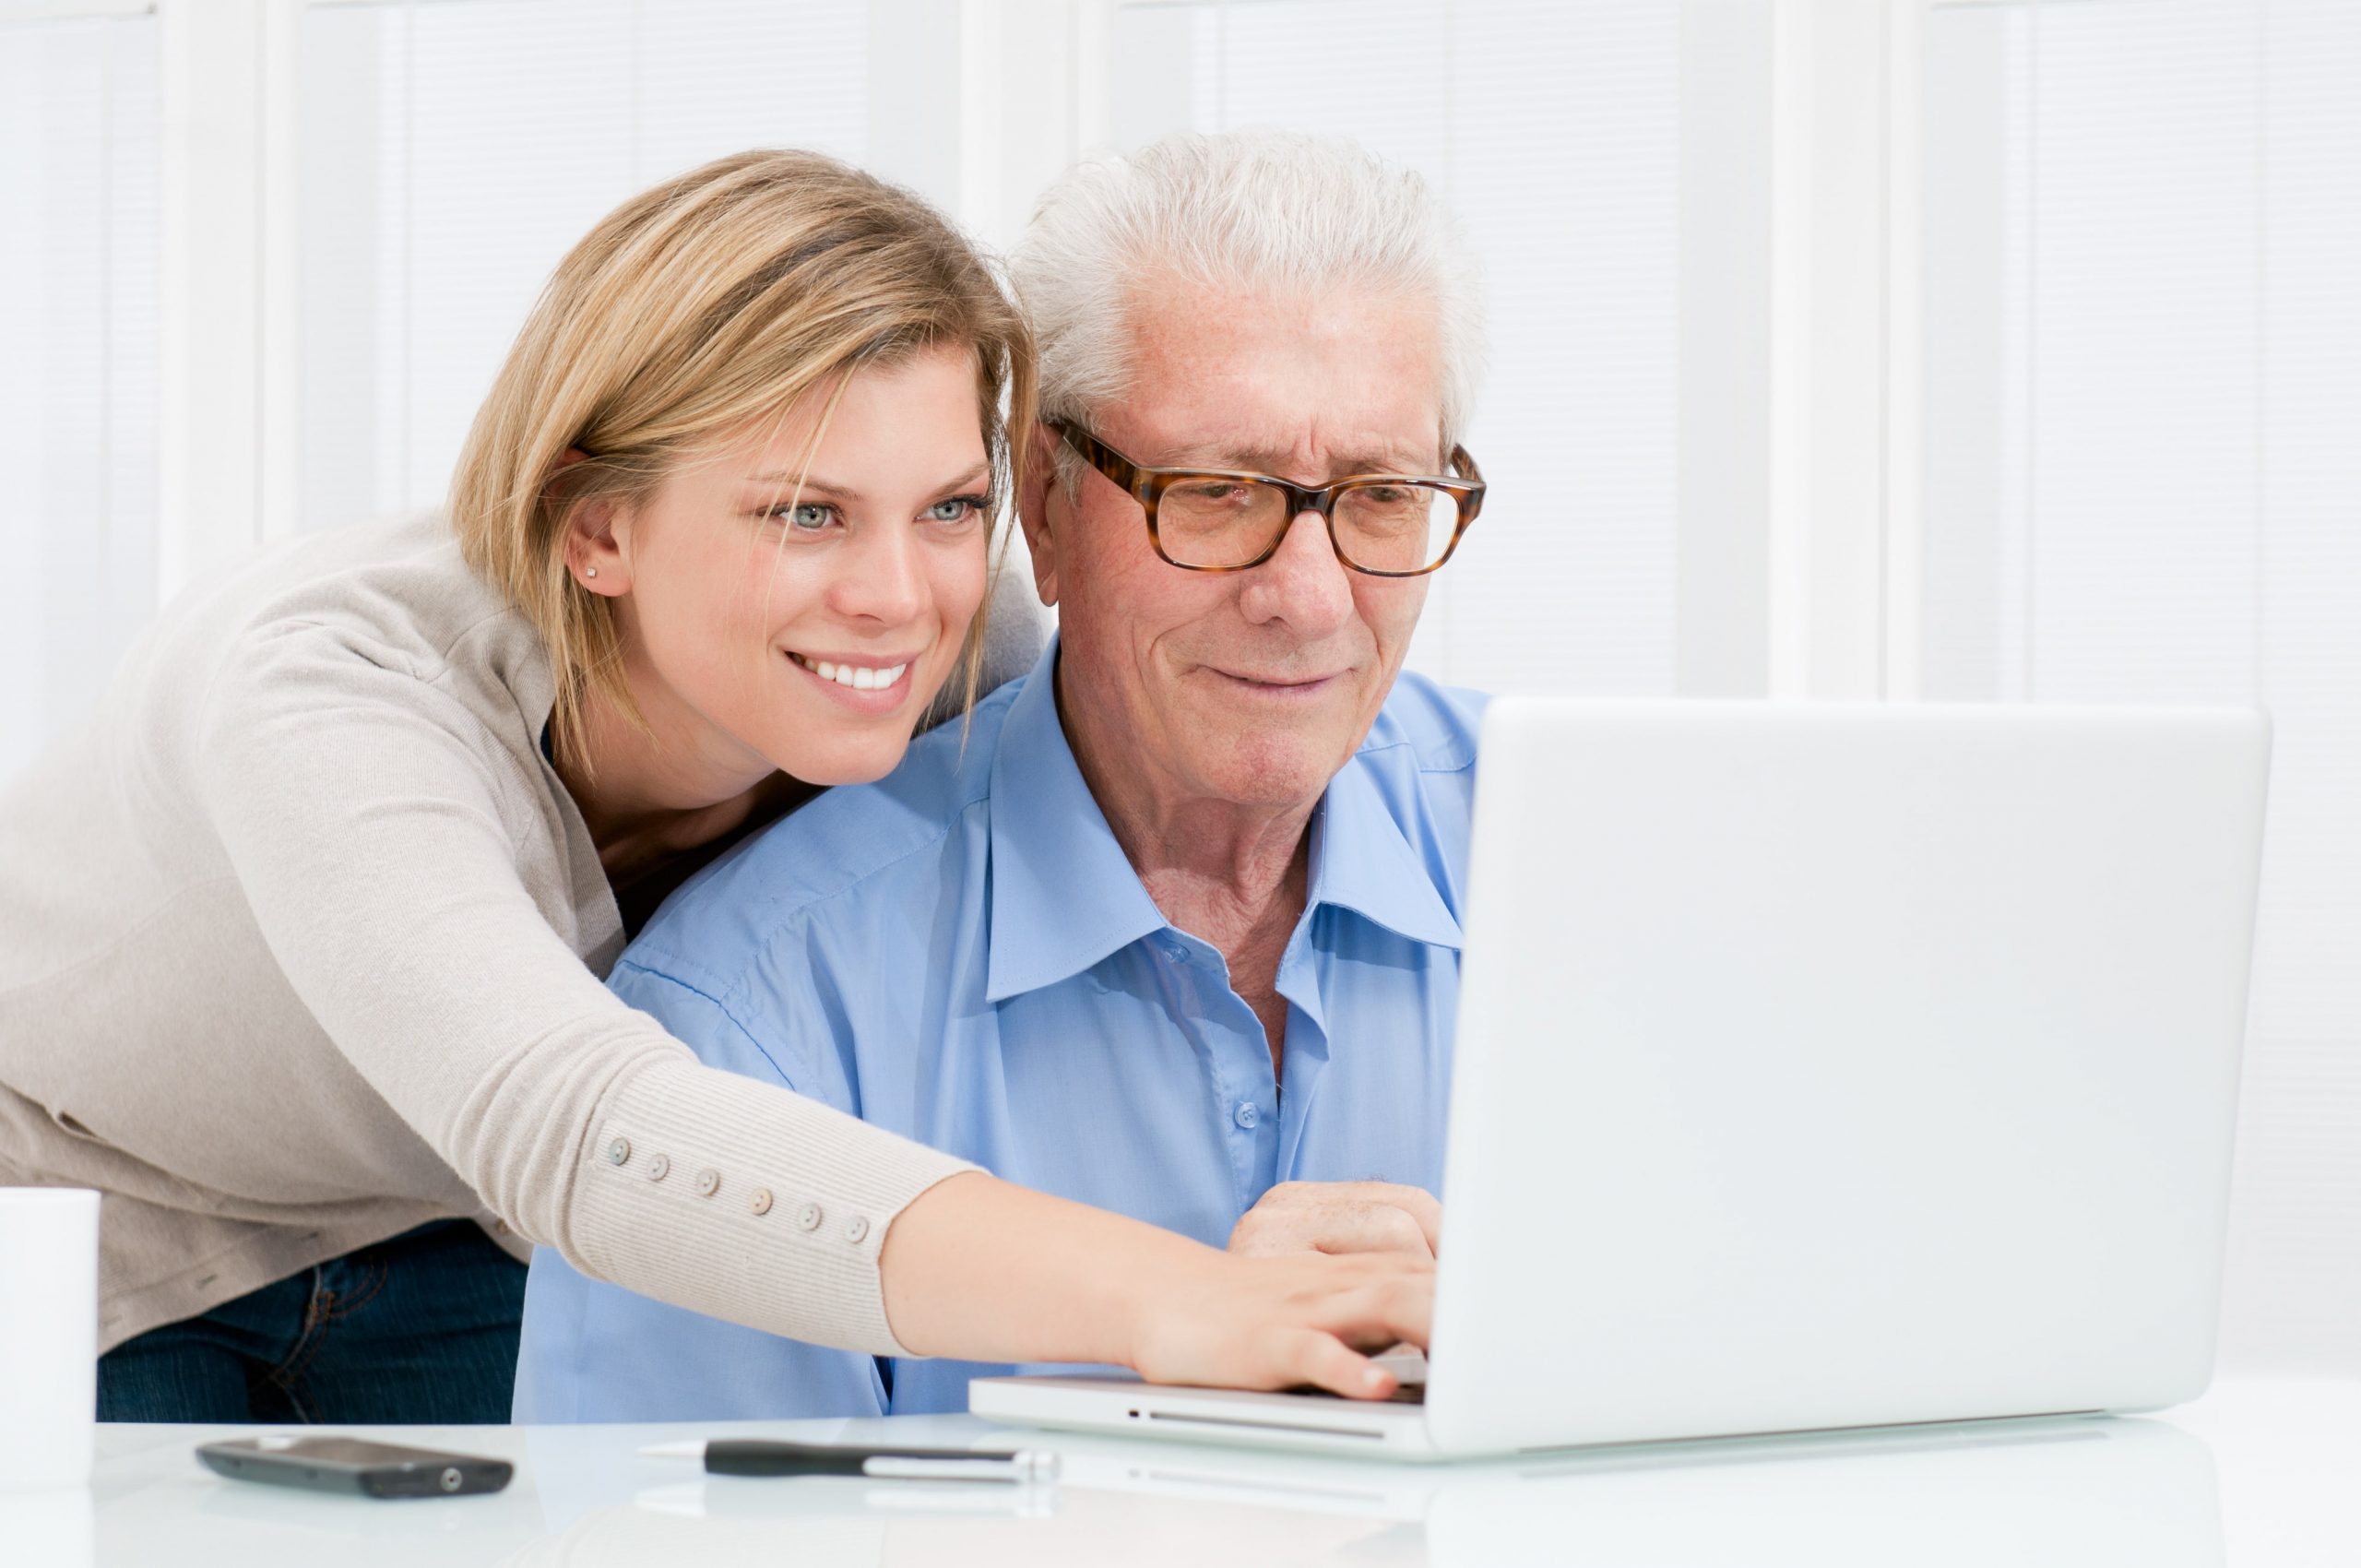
1312;1204;1430;1258
1233;1201;1432;1258
1341;1183;1442;1253
1391;1187;1443;1254
1226;1181;1443;1258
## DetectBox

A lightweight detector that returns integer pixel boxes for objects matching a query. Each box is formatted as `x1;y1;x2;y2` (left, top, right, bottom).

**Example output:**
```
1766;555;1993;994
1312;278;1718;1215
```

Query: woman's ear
553;450;630;596
1015;423;1062;609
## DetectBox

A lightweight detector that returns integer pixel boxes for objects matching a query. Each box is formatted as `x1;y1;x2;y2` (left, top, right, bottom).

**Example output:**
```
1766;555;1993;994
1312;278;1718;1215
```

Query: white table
11;1376;2355;1566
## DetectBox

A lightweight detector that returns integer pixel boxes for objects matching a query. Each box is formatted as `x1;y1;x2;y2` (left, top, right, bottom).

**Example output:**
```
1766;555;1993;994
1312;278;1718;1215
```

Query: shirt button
1161;937;1188;962
750;1188;774;1217
844;1215;871;1244
1233;1100;1261;1131
797;1201;825;1231
647;1153;670;1182
604;1136;631;1166
694;1169;721;1198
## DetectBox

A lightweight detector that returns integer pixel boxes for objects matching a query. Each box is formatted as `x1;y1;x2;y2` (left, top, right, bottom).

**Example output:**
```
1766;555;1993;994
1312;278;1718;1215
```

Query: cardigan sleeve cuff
558;1056;980;1357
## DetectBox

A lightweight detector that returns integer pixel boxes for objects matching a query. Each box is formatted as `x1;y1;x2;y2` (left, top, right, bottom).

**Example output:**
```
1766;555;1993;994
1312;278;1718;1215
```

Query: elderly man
512;129;1488;1420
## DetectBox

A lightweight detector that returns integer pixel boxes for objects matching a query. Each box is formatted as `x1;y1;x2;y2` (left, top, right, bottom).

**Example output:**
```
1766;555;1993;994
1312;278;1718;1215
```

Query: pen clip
865;1452;1061;1484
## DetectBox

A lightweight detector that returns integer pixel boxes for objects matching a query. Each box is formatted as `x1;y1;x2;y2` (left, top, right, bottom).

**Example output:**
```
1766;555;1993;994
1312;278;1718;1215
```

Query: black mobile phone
196;1436;514;1499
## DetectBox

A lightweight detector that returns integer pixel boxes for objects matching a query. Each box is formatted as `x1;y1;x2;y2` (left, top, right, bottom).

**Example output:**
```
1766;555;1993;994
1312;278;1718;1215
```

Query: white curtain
0;11;159;783
297;0;870;529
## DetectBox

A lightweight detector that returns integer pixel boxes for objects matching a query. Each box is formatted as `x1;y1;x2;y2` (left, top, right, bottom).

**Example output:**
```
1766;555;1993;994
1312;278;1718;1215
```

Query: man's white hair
1010;129;1485;493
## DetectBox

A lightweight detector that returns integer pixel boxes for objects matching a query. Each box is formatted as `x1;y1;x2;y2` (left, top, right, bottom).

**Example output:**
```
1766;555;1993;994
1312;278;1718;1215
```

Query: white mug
0;1187;99;1493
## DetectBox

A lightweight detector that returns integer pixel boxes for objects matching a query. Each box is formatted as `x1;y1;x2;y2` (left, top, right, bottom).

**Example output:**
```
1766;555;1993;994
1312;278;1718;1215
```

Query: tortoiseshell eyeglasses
1051;419;1484;577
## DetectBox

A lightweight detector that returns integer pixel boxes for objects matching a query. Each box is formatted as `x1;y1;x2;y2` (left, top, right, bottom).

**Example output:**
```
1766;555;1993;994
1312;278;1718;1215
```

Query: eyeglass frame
1049;418;1485;578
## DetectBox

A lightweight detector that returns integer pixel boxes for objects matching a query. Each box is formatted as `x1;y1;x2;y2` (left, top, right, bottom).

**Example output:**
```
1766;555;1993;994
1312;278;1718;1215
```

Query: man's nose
831;523;927;624
1239;508;1354;635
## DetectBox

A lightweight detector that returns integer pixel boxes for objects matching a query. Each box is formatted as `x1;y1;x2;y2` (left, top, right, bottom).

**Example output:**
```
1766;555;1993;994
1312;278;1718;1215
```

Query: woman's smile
786;647;920;710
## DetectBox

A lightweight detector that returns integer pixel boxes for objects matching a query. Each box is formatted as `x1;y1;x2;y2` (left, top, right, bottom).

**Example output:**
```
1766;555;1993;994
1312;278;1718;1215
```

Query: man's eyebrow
1184;445;1437;479
742;460;992;502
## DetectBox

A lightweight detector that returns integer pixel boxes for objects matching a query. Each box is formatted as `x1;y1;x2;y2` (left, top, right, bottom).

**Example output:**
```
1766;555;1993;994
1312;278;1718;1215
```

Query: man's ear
1015;422;1062;609
552;448;630;596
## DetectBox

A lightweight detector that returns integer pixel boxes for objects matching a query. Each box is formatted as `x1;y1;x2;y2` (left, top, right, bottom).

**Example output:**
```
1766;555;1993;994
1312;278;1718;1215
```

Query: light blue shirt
513;637;1484;1421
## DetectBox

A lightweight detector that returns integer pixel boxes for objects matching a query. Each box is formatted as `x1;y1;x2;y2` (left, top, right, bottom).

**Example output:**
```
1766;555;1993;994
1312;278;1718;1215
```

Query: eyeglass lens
1157;479;1456;573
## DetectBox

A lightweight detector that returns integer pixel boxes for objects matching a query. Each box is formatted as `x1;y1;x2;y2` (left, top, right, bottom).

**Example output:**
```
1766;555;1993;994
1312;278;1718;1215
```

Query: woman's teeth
790;653;908;692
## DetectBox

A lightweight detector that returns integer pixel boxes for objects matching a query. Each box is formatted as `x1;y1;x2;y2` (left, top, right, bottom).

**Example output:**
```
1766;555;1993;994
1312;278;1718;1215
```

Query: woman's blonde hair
450;148;1035;778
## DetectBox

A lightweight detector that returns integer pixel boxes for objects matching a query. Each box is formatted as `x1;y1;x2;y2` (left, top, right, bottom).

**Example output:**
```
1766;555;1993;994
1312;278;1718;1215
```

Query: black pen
640;1438;1059;1484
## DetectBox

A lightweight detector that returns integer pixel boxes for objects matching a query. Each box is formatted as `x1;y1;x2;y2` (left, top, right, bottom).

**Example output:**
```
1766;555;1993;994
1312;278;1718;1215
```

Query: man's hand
1228;1181;1442;1260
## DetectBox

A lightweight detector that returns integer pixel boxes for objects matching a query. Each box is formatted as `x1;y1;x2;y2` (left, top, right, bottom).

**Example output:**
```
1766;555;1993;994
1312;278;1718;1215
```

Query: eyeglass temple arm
1050;419;1144;497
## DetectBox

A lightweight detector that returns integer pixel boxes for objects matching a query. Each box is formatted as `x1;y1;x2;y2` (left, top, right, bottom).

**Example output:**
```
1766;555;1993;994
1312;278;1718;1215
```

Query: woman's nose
831;524;927;624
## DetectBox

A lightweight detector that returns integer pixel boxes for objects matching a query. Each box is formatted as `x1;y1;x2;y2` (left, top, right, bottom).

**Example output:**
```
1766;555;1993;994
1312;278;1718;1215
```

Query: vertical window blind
1111;0;1681;697
0;11;159;783
1922;0;2361;1373
297;0;870;529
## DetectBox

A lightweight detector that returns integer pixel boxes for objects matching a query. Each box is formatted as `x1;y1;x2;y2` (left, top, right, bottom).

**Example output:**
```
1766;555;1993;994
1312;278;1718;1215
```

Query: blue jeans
96;1220;525;1424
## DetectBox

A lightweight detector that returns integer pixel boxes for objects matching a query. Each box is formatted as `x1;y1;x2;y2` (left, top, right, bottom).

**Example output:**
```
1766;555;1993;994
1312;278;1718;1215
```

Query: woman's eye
924;495;985;525
774;502;836;532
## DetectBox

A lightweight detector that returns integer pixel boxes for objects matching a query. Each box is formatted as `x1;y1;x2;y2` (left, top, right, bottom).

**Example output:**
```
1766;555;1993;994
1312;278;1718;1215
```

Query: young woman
0;150;1429;1422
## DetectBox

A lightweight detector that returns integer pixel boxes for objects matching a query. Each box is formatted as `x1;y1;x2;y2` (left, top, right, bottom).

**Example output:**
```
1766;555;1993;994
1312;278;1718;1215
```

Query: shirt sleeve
193;622;979;1354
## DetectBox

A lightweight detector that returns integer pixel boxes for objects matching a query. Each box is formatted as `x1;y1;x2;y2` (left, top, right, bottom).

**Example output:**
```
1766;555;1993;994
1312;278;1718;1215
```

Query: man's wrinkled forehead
1110;279;1449;476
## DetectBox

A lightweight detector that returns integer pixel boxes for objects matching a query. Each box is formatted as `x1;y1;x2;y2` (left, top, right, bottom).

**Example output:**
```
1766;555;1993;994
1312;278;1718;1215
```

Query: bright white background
2;0;2354;1376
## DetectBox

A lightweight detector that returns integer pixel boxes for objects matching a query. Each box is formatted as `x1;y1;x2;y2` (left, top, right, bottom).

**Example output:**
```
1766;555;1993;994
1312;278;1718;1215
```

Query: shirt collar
985;637;1172;1002
984;636;1465;1003
1302;736;1465;953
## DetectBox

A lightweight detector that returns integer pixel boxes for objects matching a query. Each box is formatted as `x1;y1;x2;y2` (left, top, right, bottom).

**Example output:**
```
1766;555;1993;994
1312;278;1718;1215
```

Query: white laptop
971;698;2272;1460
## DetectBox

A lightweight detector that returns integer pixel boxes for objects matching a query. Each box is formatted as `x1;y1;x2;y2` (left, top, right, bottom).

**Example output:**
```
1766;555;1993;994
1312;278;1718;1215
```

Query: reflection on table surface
31;1378;2361;1567
509;1413;2218;1568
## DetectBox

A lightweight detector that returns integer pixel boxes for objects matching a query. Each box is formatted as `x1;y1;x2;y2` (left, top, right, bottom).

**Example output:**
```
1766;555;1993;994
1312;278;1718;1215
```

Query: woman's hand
1227;1180;1442;1260
879;1170;1430;1399
1124;1248;1435;1400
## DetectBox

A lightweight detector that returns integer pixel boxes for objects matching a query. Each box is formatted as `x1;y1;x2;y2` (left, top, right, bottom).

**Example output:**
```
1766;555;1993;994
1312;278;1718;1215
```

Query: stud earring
585;567;598;579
